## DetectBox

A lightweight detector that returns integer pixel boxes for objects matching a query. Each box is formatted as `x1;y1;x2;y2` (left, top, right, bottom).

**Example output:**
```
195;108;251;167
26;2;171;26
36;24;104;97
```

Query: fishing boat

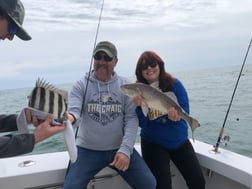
1;0;251;188
1;46;252;188
0;139;252;189
1;40;252;189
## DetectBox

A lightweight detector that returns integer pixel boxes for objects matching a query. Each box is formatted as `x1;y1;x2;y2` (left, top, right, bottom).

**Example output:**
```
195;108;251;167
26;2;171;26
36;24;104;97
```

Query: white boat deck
0;140;252;189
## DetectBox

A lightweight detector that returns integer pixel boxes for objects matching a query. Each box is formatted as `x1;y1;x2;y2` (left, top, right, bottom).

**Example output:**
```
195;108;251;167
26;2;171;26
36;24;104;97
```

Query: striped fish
17;78;77;163
28;78;68;124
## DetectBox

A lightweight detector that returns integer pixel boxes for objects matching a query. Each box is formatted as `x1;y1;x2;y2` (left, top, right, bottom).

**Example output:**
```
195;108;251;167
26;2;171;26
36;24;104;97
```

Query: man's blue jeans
63;146;156;189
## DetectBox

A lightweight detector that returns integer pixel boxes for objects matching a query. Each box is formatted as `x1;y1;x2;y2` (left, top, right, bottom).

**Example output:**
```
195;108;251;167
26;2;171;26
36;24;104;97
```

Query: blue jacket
136;79;189;150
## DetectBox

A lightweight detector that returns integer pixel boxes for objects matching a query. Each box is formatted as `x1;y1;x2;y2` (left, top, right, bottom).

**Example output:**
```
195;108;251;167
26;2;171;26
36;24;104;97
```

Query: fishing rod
80;0;105;116
213;38;252;153
65;0;105;177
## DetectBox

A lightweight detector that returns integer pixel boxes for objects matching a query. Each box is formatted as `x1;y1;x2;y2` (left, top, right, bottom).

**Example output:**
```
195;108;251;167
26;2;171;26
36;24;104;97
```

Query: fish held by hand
120;83;200;140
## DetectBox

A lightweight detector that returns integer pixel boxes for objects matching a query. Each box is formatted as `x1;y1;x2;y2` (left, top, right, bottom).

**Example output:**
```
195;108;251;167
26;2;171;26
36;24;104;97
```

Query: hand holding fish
132;96;144;107
133;96;181;121
168;107;181;122
16;78;78;163
34;114;65;143
24;108;34;124
24;108;43;127
121;83;200;140
67;113;75;124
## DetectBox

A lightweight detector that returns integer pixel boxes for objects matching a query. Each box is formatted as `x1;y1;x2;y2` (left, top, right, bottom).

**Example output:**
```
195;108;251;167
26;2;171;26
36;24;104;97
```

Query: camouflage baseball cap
93;41;117;58
0;0;31;40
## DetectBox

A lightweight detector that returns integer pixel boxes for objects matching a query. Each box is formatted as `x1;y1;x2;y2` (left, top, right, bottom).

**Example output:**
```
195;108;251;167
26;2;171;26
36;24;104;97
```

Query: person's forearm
0;134;35;158
0;114;18;132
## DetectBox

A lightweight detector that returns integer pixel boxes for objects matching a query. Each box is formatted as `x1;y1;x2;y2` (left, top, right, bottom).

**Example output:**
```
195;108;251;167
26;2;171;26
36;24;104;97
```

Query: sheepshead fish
120;83;200;140
28;79;68;124
17;78;77;163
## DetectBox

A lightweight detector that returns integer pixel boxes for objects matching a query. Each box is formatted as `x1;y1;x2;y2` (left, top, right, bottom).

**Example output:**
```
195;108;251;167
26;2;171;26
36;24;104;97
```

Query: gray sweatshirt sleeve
68;79;85;127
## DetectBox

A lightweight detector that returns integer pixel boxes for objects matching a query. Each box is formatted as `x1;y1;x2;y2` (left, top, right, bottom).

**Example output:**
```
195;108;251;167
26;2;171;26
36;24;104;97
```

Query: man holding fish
0;0;65;158
63;41;156;189
123;51;205;189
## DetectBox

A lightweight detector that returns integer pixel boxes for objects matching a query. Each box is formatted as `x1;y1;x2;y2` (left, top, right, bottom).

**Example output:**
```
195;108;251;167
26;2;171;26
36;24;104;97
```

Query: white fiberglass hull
0;140;251;189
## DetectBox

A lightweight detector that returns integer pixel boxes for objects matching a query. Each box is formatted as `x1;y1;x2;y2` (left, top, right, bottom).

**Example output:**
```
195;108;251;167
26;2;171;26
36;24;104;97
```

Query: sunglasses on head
94;53;113;62
141;61;158;70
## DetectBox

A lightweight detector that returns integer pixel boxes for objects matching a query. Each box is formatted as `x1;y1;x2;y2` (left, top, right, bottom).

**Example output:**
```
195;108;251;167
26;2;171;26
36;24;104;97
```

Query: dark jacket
0;114;34;158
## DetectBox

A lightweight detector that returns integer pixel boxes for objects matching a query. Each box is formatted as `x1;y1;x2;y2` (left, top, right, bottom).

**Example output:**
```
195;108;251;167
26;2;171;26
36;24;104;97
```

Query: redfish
120;83;200;140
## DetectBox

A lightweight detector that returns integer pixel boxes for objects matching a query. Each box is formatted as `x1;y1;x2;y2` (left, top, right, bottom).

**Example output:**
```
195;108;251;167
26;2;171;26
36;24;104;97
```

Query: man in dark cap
0;0;65;158
0;0;31;40
64;41;156;189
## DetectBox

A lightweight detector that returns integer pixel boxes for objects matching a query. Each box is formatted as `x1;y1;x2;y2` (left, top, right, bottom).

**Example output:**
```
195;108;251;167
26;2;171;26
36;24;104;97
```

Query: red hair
135;51;175;92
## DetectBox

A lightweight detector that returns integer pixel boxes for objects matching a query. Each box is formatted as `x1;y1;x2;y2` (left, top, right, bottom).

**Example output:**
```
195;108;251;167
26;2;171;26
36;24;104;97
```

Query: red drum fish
120;83;200;140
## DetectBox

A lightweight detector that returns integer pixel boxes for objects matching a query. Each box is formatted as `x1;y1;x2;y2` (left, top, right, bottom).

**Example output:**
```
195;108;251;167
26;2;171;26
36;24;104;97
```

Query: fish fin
188;116;200;142
36;78;68;101
64;120;78;163
141;102;149;117
190;117;200;131
36;78;56;91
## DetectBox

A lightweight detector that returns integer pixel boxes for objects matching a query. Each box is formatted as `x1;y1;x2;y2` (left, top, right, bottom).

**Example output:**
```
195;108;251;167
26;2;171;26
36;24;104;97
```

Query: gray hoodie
68;72;138;158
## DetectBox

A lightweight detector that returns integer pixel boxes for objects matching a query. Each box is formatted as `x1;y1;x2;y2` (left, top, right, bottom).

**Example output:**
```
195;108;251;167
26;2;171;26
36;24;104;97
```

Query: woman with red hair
133;51;205;189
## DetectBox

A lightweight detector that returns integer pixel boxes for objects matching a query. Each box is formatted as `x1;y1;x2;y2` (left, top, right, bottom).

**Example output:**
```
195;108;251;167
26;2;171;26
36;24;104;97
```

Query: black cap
0;0;31;40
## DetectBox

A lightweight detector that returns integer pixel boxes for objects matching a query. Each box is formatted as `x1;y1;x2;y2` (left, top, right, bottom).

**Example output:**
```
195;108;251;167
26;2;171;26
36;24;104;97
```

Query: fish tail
189;117;200;131
188;116;200;141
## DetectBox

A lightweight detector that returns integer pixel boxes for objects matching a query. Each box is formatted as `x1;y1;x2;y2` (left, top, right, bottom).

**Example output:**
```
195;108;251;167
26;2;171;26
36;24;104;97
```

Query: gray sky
1;0;252;90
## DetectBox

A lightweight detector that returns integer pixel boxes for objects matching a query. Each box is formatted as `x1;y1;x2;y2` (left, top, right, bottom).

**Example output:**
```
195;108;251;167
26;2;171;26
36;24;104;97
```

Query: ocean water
0;64;251;158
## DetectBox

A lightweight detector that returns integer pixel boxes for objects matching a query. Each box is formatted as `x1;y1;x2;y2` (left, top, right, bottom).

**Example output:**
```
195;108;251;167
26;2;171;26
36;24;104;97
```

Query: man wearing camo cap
0;0;31;40
0;0;66;158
